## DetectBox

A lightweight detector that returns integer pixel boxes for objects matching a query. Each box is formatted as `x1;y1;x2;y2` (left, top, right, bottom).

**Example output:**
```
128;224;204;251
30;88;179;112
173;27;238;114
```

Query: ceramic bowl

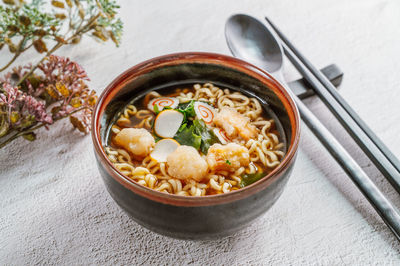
91;52;300;239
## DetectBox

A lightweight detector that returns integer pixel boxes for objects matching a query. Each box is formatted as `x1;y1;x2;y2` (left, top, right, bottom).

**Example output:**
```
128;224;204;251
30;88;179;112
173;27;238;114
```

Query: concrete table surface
1;0;400;264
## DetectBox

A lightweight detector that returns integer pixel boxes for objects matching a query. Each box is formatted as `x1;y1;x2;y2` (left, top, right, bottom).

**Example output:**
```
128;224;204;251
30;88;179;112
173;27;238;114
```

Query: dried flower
0;0;123;73
0;1;123;149
0;55;97;148
0;83;23;108
23;95;53;124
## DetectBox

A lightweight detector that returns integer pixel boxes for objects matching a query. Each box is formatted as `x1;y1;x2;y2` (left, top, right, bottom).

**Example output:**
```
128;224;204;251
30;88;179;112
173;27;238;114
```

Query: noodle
106;83;284;196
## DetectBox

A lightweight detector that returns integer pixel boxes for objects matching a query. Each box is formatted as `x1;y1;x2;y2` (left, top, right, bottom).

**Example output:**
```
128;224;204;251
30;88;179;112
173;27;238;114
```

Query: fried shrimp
167;145;208;181
114;128;155;158
213;107;257;140
206;143;250;172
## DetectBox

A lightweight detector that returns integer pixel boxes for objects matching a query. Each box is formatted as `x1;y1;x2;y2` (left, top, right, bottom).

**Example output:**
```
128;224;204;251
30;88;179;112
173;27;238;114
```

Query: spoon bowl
225;14;284;73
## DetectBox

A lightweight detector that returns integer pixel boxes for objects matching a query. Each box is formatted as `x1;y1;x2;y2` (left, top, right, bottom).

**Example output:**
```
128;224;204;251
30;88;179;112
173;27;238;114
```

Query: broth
105;83;285;196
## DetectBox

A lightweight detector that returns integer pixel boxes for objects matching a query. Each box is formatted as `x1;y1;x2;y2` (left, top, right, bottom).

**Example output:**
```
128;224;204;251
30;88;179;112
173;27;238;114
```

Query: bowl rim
91;52;300;207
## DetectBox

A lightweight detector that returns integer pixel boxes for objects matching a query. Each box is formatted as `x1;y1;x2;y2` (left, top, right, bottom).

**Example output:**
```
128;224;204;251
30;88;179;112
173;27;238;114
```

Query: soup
105;83;285;196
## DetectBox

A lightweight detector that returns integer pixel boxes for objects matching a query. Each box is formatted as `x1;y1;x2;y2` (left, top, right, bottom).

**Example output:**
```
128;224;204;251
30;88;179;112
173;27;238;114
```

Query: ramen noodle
105;83;284;196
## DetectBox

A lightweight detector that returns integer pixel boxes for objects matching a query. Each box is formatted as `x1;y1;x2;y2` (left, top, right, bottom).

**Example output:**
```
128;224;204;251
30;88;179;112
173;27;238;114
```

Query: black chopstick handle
294;96;400;241
283;29;400;174
264;17;400;193
284;42;400;193
277;25;400;175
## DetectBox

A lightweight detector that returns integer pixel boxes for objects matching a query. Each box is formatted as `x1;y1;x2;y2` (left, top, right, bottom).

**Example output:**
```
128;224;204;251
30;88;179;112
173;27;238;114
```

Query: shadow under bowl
91;52;300;239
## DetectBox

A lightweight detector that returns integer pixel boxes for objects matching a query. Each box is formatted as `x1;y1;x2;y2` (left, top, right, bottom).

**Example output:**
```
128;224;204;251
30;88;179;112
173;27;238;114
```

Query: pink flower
23;96;53;124
1;55;95;136
0;83;53;125
0;83;23;107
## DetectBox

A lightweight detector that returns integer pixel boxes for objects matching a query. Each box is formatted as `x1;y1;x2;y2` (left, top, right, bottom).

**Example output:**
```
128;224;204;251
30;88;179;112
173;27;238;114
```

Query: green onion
153;104;160;114
240;172;266;187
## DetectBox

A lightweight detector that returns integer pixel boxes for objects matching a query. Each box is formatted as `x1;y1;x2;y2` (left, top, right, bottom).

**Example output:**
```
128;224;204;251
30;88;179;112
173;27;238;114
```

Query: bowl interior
93;53;299;205
100;62;292;151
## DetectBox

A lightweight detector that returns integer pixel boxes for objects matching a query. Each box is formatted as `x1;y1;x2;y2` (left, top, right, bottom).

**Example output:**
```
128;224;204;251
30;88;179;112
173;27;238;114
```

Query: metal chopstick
294;96;400;241
264;16;400;193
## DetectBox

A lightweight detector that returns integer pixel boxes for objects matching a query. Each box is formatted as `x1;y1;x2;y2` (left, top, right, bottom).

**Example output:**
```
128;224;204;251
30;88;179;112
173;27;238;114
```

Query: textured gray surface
1;0;400;264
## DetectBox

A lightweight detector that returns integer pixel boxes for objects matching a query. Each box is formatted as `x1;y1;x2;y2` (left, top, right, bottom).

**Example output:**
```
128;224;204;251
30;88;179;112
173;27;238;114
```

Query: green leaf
153;134;162;143
192;119;219;154
172;119;219;154
22;132;36;141
173;124;201;150
0;115;9;138
153;104;159;114
177;122;187;133
177;100;196;120
240;172;266;188
226;160;231;165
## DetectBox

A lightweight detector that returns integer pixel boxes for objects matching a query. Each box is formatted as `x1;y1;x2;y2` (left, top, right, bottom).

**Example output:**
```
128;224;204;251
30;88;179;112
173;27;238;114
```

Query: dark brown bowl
91;52;300;239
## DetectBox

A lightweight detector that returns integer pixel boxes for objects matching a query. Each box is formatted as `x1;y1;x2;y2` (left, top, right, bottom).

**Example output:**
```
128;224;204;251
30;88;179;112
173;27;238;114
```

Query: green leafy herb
177;100;196;120
173;118;219;154
192;119;219;154
178;122;187;133
226;160;231;165
173;125;201;150
240;172;266;188
150;117;155;129
153;104;172;115
153;104;160;114
153;134;162;142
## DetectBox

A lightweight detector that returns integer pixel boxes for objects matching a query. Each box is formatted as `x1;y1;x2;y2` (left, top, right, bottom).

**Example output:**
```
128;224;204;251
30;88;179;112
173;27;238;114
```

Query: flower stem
0;52;21;72
16;42;63;86
0;107;89;149
0;37;29;73
16;13;100;86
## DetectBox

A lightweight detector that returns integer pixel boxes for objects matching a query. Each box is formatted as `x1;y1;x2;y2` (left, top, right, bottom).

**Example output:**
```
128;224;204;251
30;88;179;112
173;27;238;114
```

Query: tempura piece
114;128;155;158
206;143;250;172
213;107;257;140
167;145;208;181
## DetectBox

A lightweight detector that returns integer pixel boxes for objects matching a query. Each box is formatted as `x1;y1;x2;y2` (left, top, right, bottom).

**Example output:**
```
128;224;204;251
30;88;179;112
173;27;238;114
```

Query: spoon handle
294;94;400;241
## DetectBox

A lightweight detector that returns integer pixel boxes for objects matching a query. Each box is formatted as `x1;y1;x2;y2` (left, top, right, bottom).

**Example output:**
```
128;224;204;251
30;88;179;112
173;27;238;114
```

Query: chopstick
264;16;400;193
260;16;400;240
294;96;400;241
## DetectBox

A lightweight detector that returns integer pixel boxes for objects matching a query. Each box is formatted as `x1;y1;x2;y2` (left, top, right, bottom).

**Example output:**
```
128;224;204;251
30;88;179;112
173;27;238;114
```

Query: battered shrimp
206;143;250;172
167;145;208;181
213;107;257;140
114;128;155;158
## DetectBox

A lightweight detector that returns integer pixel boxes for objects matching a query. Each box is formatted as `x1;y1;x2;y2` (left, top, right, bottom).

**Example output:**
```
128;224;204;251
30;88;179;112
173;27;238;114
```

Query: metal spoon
225;14;343;99
226;14;284;79
225;14;400;240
